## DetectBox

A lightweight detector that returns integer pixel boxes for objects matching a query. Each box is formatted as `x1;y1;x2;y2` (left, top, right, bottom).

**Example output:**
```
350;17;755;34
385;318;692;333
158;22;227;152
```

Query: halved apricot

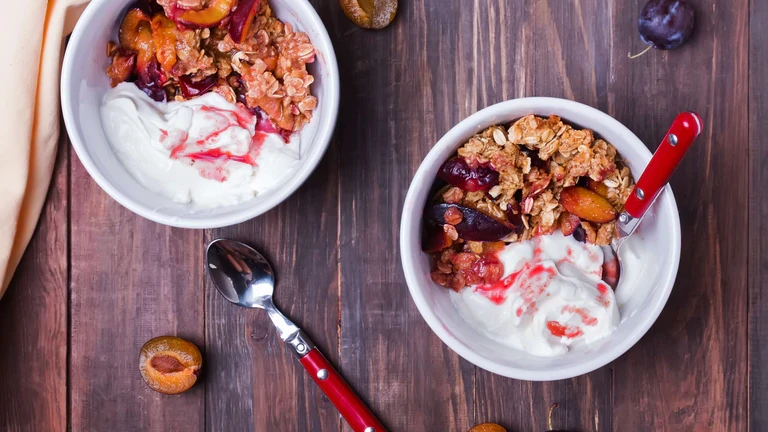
172;0;236;28
139;336;202;395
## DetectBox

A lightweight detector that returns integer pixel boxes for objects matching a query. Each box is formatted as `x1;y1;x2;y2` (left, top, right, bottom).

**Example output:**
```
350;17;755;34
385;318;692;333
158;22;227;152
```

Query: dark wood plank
469;1;614;430
203;48;340;431
1;1;754;431
0;130;68;432
610;0;749;430
749;0;768;428
69;149;205;431
334;1;477;430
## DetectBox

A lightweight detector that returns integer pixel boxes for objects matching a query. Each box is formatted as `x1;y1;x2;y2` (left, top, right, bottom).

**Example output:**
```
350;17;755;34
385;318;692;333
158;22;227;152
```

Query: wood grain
0;129;68;432
68;150;205;432
203;155;340;432
749;0;768;428
610;0;749;431
467;1;614;430
0;0;762;431
333;1;477;430
201;2;341;428
203;36;341;427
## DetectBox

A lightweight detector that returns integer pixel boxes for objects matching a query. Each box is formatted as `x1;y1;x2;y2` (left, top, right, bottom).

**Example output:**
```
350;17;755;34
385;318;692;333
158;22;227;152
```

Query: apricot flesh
139;336;202;395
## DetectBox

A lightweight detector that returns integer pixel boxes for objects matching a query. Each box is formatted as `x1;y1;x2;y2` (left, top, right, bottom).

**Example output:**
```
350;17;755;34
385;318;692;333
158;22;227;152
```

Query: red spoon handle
299;348;387;432
624;112;703;219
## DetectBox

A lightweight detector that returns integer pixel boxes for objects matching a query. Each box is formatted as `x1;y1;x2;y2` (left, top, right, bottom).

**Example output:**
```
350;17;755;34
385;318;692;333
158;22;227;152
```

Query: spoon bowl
206;239;386;432
207;239;275;308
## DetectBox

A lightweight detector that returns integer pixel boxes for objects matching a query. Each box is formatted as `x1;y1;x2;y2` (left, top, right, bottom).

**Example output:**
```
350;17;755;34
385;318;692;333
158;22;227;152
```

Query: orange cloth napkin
0;0;88;297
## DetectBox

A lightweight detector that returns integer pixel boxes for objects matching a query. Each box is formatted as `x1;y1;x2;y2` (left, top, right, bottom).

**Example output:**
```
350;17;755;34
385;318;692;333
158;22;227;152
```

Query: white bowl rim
400;97;681;381
61;0;340;229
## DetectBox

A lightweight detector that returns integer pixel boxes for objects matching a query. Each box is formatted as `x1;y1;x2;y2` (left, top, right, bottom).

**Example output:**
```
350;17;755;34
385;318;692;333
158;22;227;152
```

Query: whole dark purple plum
638;0;695;50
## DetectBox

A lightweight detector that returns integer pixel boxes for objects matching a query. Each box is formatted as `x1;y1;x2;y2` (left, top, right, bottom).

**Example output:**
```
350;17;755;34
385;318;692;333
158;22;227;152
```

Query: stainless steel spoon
206;239;386;432
601;112;703;288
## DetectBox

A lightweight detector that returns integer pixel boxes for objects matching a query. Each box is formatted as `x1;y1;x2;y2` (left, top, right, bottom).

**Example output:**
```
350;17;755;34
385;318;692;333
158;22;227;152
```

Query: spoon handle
624;112;703;219
299;345;387;432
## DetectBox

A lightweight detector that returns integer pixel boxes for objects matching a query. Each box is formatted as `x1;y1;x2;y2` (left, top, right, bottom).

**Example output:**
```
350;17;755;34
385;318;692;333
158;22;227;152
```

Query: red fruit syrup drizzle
160;104;284;182
546;321;583;338
595;282;612;308
474;262;557;312
562;305;598;326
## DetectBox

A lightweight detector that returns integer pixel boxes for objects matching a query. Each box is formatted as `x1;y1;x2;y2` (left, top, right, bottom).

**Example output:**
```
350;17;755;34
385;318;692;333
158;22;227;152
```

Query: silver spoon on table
206;239;386;432
601;112;703;288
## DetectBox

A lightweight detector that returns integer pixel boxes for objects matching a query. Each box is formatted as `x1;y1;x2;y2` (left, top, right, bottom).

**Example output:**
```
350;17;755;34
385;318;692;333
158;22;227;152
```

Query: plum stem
548;403;558;430
628;44;653;59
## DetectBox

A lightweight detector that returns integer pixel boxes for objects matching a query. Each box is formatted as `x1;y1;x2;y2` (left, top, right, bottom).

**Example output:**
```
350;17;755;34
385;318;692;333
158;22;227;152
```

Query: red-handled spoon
602;112;703;287
207;239;386;432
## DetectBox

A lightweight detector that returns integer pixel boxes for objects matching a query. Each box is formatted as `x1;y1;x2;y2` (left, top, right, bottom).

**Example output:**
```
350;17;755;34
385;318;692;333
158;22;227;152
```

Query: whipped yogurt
100;83;300;208
452;232;620;357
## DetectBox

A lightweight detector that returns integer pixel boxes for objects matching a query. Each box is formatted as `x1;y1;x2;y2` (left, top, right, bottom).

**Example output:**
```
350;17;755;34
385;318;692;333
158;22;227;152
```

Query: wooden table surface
0;0;764;430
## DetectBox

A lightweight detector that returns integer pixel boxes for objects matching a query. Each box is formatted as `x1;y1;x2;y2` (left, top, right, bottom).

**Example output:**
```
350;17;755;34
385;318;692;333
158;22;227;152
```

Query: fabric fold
0;0;88;296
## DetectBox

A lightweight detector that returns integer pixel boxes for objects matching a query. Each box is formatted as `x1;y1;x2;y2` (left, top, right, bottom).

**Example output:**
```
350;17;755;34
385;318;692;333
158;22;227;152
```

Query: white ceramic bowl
400;98;681;381
62;0;339;229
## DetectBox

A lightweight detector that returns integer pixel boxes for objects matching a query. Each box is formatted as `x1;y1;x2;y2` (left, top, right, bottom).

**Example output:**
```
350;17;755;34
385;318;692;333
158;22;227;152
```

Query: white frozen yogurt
100;82;300;208
452;232;620;357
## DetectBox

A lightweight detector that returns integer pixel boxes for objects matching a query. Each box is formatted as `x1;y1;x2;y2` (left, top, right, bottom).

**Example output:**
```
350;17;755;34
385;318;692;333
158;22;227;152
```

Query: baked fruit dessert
423;115;635;290
106;0;318;135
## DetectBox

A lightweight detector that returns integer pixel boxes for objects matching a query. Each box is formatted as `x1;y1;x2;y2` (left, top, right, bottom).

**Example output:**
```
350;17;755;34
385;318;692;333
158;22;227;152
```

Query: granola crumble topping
424;115;636;290
106;0;317;135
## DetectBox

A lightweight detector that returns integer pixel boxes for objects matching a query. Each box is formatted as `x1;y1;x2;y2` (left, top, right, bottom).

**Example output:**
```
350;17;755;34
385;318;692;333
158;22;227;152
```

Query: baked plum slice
438;157;499;192
131;0;162;16
119;9;154;72
119;8;167;101
421;224;454;253
229;0;260;43
179;74;218;98
170;0;236;28
151;14;177;72
503;204;525;235
559;186;617;223
424;204;513;246
106;47;137;87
